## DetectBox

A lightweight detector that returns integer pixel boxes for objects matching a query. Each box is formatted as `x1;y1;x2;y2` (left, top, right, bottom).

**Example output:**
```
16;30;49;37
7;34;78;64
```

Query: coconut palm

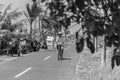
38;13;60;42
0;3;23;31
26;0;60;42
0;3;12;21
1;9;24;31
0;3;12;29
27;0;58;43
24;0;43;38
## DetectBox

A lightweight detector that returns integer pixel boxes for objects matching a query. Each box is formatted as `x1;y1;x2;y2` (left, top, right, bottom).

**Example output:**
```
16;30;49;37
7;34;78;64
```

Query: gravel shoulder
76;47;120;80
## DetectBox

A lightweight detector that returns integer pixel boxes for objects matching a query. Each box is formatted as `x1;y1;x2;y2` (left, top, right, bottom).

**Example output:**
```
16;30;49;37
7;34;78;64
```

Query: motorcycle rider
56;32;64;60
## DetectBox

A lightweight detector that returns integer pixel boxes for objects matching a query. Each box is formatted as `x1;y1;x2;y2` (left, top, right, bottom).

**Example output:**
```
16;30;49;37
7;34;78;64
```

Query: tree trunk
30;23;33;39
101;35;107;67
34;18;37;32
41;22;44;42
38;0;41;38
64;28;67;42
95;37;98;52
93;36;95;45
53;30;56;48
39;16;41;34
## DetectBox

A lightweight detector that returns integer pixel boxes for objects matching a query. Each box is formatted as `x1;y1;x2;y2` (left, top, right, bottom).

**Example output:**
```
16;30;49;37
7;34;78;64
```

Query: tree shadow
62;58;72;60
47;49;57;51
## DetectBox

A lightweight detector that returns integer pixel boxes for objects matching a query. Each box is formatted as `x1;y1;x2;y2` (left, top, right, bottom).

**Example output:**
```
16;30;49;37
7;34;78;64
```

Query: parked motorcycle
41;41;47;49
8;41;20;57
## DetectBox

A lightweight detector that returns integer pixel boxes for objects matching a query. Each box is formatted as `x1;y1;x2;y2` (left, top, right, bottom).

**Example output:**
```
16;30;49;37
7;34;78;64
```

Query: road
0;43;78;80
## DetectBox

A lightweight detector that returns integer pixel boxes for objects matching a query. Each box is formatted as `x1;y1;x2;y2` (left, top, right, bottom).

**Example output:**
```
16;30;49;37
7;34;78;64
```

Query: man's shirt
56;36;64;45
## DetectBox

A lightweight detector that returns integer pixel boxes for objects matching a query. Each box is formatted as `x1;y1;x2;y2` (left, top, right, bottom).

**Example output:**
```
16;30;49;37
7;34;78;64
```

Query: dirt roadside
0;56;17;62
76;47;120;80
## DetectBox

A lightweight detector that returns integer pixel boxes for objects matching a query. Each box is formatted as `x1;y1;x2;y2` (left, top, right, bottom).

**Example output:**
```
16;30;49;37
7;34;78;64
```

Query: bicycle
57;44;64;60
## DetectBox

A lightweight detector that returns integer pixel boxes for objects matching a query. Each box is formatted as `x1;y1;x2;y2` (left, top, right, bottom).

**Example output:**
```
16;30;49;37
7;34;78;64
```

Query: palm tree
24;0;43;38
0;3;12;21
32;0;59;44
39;14;60;39
0;3;12;29
0;4;23;31
38;0;59;40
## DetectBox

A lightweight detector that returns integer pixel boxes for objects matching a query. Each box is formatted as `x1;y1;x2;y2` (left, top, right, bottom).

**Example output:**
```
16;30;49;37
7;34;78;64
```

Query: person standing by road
56;32;64;60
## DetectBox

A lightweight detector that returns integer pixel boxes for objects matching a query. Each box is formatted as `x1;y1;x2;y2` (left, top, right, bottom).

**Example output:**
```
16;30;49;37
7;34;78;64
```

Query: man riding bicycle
56;32;64;60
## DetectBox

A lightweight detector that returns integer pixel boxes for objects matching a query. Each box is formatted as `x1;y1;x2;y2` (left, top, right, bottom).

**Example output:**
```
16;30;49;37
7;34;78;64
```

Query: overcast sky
0;0;32;11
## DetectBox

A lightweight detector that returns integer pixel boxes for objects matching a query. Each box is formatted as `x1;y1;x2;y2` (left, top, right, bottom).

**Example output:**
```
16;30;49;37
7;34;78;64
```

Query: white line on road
14;67;32;78
44;56;52;60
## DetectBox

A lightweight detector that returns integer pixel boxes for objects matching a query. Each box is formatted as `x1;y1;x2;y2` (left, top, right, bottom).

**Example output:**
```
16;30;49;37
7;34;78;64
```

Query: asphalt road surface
0;43;78;80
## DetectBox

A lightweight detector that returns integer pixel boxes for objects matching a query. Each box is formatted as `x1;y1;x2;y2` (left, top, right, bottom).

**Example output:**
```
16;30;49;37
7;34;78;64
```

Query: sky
0;0;32;11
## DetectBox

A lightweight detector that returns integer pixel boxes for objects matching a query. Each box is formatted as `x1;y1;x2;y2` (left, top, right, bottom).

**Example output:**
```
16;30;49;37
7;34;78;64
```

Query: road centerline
14;67;32;78
44;56;52;60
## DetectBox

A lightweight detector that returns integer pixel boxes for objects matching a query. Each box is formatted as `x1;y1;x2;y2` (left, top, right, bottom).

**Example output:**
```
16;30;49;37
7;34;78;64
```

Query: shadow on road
47;49;57;51
62;58;72;60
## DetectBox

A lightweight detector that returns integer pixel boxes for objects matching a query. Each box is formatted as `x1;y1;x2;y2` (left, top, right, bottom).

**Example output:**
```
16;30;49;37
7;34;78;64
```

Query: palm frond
34;8;43;18
1;3;12;21
12;20;24;28
31;2;37;13
0;4;4;10
23;11;30;23
25;4;31;17
8;9;23;20
41;0;46;3
41;16;59;31
30;3;39;18
42;18;56;32
42;19;50;29
25;2;42;24
32;0;37;3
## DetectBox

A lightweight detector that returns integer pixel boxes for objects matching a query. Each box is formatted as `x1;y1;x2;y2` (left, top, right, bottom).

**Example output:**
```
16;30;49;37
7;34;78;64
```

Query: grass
76;47;120;80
